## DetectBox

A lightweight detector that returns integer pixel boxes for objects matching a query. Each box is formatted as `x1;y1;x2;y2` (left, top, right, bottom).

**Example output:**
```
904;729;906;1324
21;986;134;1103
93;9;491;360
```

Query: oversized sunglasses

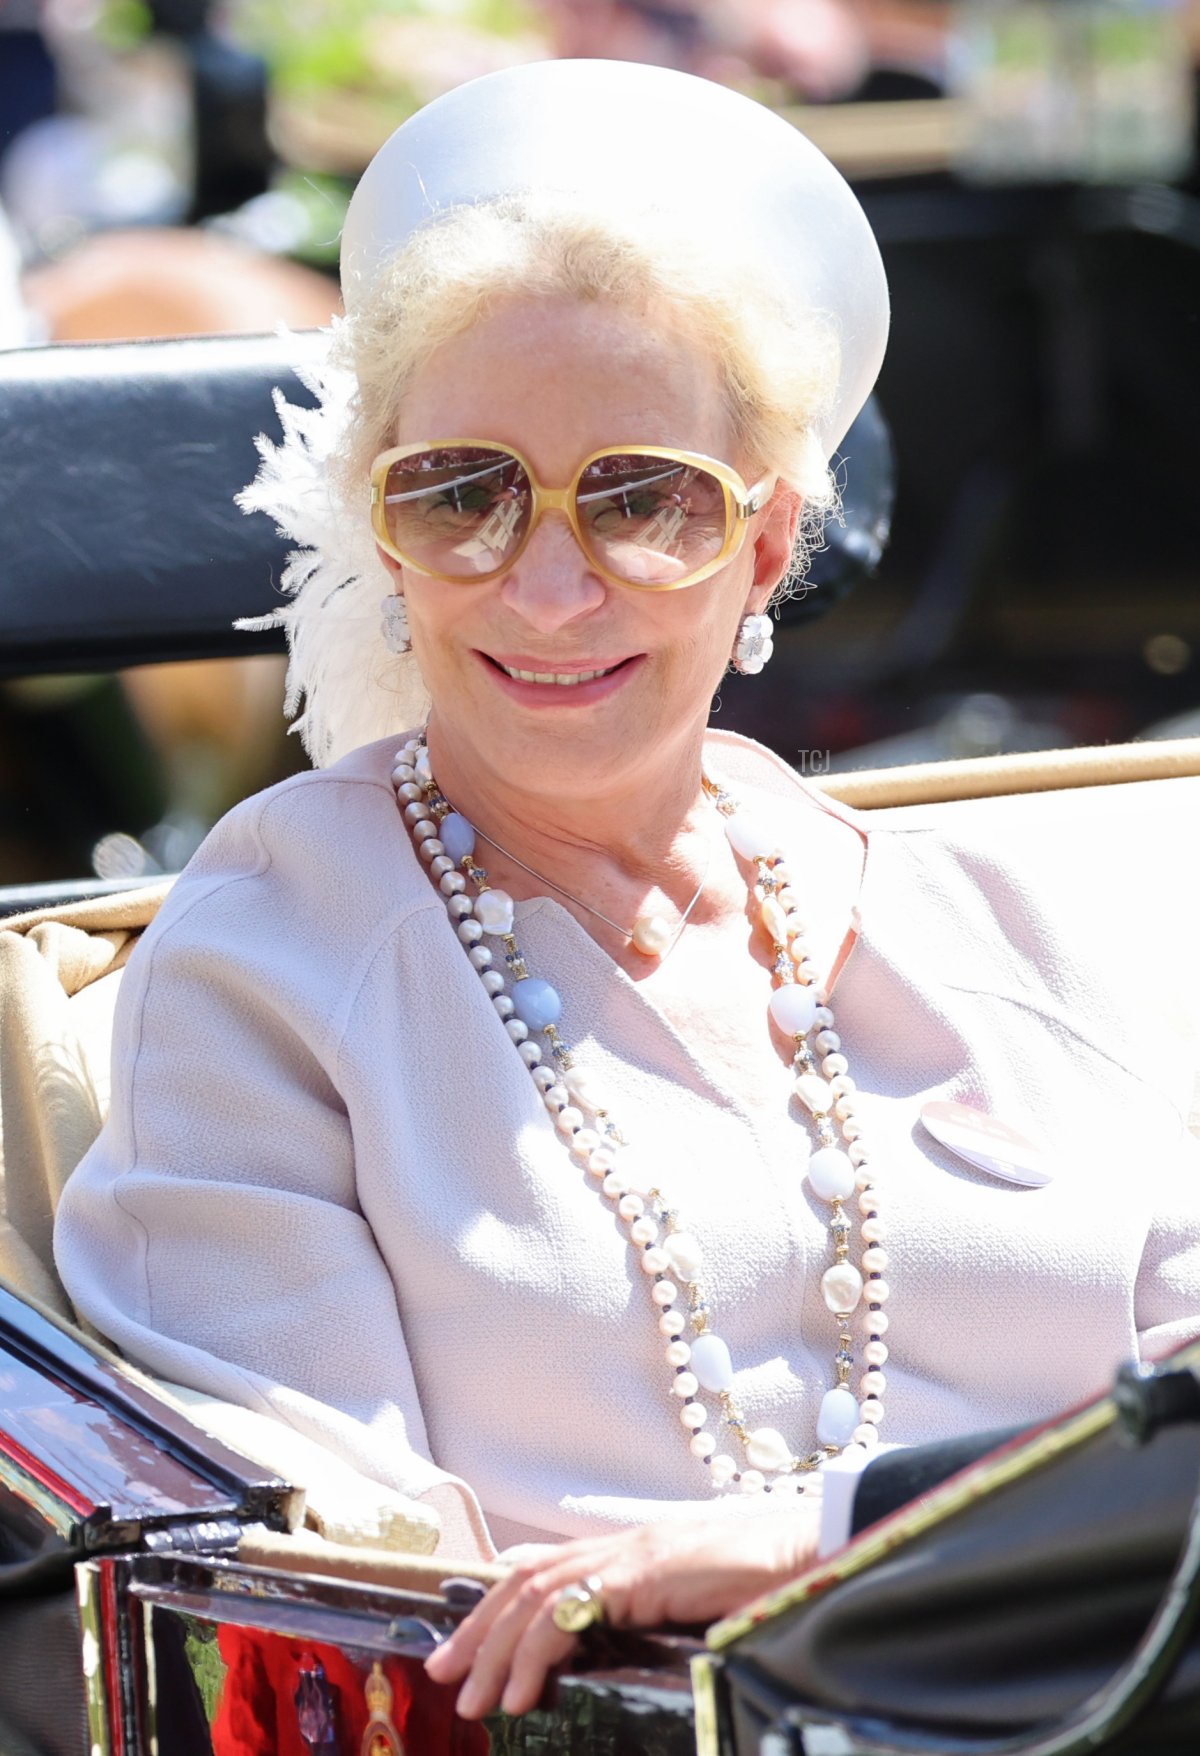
369;441;774;591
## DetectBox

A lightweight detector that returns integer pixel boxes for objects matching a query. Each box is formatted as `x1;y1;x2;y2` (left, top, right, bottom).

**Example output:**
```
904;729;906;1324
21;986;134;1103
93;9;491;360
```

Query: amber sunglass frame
368;440;774;591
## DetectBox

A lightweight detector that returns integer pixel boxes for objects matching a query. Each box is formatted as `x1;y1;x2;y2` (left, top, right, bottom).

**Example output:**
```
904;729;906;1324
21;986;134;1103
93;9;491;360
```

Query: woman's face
382;294;798;802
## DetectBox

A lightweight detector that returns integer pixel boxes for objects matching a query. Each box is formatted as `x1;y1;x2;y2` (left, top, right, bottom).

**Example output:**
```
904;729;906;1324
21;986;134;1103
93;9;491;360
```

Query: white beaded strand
394;740;889;1492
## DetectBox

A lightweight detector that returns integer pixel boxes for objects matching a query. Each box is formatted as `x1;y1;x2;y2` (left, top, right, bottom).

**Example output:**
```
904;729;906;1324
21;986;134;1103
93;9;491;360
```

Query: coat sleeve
53;779;495;1558
1135;1128;1200;1364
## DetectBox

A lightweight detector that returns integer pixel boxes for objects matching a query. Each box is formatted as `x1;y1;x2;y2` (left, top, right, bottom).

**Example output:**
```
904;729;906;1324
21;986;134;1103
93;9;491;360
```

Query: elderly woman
54;56;1199;1719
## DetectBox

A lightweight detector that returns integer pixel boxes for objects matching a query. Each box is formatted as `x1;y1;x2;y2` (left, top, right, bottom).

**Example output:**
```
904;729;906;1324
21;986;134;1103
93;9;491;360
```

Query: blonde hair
337;191;838;511
242;194;842;766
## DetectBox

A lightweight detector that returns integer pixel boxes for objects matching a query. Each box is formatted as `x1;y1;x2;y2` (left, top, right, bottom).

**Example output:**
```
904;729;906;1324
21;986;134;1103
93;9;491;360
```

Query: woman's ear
746;485;803;614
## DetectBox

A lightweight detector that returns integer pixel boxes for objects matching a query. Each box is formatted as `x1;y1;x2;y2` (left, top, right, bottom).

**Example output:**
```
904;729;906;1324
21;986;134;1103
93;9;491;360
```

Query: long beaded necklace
393;735;890;1496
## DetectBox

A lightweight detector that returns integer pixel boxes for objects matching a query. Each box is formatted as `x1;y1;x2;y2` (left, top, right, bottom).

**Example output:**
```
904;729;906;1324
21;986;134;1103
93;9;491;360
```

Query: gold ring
551;1574;607;1634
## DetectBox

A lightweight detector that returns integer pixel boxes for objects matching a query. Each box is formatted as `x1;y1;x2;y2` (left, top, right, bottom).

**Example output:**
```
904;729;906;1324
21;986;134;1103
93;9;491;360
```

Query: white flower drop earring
733;613;774;675
380;593;412;655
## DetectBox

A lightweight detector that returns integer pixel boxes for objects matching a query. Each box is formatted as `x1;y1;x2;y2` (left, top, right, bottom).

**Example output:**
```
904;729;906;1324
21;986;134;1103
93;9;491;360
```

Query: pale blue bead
511;977;562;1032
816;1386;860;1447
440;812;476;865
690;1333;734;1394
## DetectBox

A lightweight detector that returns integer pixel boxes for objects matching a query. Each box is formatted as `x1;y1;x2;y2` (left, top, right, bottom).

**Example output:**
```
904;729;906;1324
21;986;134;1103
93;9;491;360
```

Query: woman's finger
425;1564;530;1682
498;1603;581;1716
453;1566;578;1717
493;1555;641;1715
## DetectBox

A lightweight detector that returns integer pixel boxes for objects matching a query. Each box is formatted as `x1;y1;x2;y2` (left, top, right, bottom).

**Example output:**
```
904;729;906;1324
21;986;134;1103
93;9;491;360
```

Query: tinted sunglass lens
577;454;729;585
381;447;531;576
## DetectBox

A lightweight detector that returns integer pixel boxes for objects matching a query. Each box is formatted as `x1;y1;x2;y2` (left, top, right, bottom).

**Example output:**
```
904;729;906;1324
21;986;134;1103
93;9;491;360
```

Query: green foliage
95;0;153;50
1091;13;1171;66
232;0;539;96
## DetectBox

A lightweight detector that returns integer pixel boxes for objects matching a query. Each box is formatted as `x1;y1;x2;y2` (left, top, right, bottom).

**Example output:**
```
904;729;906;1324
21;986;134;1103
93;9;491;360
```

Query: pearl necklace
393;736;890;1496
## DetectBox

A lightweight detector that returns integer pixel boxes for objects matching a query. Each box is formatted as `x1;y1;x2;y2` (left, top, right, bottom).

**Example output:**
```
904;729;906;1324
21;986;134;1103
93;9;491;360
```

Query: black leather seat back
0;331;323;677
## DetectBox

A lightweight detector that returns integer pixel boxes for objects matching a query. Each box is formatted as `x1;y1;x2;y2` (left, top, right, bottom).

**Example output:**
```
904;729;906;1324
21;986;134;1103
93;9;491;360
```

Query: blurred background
1;0;1199;886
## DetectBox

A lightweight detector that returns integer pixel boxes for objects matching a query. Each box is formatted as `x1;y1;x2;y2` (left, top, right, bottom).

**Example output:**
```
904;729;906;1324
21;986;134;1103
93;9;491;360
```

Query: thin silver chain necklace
472;821;713;959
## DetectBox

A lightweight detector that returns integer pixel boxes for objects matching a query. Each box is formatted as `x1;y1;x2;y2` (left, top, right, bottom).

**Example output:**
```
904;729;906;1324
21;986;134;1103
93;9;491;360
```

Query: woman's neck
422;711;720;912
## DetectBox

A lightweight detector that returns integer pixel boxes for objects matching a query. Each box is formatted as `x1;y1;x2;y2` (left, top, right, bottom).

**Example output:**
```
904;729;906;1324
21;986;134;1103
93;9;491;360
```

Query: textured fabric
53;732;1200;1560
158;1379;440;1555
0;914;136;1318
210;1631;489;1756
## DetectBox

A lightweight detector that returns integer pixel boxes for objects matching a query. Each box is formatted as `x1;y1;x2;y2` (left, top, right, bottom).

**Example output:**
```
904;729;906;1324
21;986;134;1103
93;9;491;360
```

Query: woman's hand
424;1505;819;1719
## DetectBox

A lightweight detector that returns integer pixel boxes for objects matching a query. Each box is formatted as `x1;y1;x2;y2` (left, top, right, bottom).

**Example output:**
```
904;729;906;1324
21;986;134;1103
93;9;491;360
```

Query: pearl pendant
662;1231;703;1282
794;1073;834;1115
745;1427;792;1473
631;913;674;957
474;888;515;936
724;810;778;861
806;1145;856;1202
769;984;819;1038
822;1262;864;1313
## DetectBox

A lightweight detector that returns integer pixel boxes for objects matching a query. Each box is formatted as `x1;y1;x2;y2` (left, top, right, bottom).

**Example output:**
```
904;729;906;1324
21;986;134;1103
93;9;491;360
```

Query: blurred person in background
539;0;951;101
540;0;870;96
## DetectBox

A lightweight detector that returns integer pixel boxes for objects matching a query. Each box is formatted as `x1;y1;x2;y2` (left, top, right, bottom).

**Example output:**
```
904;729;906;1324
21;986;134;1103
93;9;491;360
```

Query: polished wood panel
0;1286;295;1543
0;1345;239;1531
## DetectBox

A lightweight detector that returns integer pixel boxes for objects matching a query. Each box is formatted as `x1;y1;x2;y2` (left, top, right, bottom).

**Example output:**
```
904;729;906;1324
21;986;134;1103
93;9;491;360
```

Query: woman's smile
477;649;643;704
